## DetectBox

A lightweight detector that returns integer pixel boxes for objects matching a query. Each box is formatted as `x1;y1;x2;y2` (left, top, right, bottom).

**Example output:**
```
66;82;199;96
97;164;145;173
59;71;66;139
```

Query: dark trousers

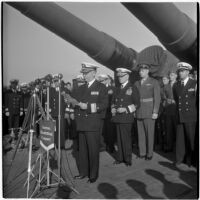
137;119;155;157
8;114;20;130
176;122;196;163
99;119;106;149
79;131;100;179
164;114;177;151
116;123;132;163
54;116;66;148
105;119;116;152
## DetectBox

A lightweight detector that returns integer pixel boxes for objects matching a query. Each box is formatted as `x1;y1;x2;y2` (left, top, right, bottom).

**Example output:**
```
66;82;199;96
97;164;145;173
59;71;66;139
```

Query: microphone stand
57;76;61;183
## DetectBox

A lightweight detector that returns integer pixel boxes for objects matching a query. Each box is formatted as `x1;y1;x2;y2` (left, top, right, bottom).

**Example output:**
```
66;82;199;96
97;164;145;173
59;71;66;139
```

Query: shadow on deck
3;140;198;199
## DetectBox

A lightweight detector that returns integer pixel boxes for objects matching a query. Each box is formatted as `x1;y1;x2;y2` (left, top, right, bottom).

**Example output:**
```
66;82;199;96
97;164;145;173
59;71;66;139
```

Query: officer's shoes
136;155;146;159
145;156;153;161
113;160;122;165
125;161;132;166
87;178;97;183
74;175;87;179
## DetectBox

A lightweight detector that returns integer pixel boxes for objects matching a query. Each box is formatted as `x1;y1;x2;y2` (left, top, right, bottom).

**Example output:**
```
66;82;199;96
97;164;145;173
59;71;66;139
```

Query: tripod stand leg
5;98;34;183
27;129;34;198
47;150;50;187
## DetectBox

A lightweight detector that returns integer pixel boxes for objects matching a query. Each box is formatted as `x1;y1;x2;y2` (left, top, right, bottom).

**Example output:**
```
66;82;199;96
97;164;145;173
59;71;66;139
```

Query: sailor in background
67;62;108;183
4;79;23;137
161;71;177;152
49;76;66;149
134;64;161;160
173;62;197;167
111;68;140;166
98;74;116;153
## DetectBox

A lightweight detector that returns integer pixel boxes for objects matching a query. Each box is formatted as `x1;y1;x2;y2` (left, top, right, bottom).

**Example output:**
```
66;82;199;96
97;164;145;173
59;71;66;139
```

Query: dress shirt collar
181;76;189;86
87;78;96;88
121;80;129;88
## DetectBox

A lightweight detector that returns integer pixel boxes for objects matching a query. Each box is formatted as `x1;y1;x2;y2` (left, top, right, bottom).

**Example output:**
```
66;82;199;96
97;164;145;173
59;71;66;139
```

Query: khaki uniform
134;77;161;157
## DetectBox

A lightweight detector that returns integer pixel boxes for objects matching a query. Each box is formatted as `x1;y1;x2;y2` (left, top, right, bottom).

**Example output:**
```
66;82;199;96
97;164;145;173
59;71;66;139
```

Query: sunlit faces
178;69;189;80
66;83;72;91
162;76;170;85
117;72;129;84
139;68;149;79
82;70;96;82
169;72;177;82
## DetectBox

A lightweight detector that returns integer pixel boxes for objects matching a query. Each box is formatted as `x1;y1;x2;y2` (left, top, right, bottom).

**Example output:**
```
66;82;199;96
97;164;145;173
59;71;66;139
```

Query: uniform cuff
127;104;136;113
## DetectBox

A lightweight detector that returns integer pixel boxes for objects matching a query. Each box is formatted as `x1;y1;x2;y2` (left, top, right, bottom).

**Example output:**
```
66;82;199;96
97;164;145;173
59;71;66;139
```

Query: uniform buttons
85;114;88;117
186;108;189;111
78;114;80;116
186;102;188;104
179;102;181;105
179;96;181;99
185;95;188;98
121;99;123;101
179;108;181;111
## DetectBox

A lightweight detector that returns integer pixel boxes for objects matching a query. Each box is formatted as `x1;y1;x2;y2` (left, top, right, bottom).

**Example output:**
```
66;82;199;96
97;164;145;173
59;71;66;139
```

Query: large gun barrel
6;2;137;70
122;3;197;68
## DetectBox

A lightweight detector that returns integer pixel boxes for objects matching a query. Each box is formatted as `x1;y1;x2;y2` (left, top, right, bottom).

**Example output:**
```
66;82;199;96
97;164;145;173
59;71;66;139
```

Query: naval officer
173;62;197;167
68;62;108;183
111;68;140;166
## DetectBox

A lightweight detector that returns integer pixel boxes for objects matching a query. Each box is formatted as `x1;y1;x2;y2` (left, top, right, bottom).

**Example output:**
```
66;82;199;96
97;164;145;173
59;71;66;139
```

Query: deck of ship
3;139;198;199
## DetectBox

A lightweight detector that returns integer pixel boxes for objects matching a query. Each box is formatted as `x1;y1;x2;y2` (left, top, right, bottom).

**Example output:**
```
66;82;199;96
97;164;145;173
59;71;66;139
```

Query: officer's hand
78;102;88;110
64;97;68;103
171;99;175;104
152;113;158;119
20;112;23;116
108;89;113;95
65;113;70;119
5;112;9;117
117;107;127;113
167;99;172;104
70;113;75;120
111;108;116;115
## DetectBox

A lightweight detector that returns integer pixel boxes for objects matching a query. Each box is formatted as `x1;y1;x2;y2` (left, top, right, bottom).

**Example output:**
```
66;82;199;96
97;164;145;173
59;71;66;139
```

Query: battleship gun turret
6;2;197;76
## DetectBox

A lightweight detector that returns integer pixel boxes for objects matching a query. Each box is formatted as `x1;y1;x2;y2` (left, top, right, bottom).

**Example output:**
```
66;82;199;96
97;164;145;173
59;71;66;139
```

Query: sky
2;2;197;86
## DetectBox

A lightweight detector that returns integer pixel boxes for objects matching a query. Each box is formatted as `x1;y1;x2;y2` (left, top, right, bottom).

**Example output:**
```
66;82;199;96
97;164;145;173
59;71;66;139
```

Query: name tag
91;91;99;95
188;88;195;92
146;83;152;86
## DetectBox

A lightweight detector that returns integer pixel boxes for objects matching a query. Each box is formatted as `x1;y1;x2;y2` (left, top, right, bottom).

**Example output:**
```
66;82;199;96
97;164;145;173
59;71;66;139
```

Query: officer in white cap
173;62;197;167
68;62;108;183
111;67;140;166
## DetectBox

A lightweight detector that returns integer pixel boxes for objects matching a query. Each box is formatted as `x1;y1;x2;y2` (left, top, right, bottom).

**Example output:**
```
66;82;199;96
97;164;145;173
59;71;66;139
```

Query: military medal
126;87;132;95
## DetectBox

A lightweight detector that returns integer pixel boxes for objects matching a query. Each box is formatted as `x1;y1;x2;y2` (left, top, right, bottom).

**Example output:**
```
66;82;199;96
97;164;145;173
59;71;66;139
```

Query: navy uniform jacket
111;82;140;123
72;80;108;132
134;77;161;119
49;87;65;117
161;83;176;115
173;78;197;123
4;89;23;115
21;91;31;113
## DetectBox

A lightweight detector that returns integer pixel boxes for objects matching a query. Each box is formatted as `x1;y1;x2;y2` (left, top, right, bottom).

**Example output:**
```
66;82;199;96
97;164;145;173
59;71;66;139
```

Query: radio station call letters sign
39;120;56;151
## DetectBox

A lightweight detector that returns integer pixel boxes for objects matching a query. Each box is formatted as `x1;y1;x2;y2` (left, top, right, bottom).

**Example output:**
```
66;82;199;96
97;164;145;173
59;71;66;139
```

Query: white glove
5;112;9;117
117;107;127;113
152;113;158;119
